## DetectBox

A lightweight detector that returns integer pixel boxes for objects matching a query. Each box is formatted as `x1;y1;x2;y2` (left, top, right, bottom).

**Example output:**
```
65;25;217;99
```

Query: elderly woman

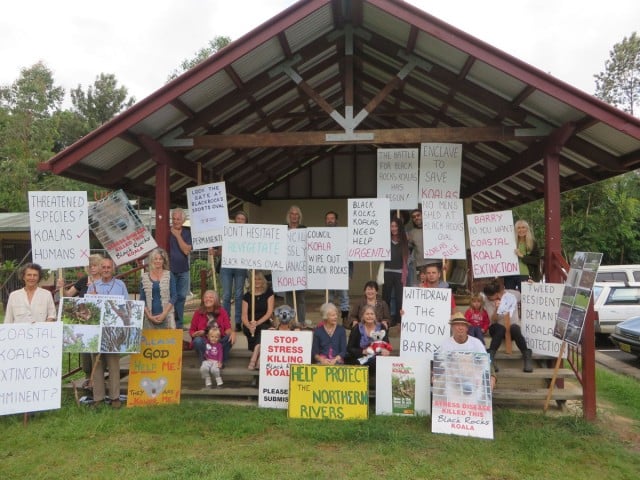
4;263;56;323
312;303;347;365
243;271;274;370
346;304;391;373
348;280;391;329
190;290;235;364
139;248;177;329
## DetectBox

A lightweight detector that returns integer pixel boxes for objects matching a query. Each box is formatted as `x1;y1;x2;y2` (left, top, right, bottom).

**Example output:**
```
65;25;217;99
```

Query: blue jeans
171;271;190;330
193;335;232;364
329;290;350;312
221;267;247;327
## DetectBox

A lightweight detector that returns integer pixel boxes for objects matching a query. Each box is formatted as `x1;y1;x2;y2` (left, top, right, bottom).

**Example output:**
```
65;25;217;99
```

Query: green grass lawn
1;369;639;479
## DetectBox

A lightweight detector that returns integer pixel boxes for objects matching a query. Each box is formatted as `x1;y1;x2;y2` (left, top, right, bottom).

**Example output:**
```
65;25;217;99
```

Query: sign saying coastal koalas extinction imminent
288;364;369;420
127;329;183;408
258;330;312;409
28;191;90;269
347;198;390;261
306;227;348;291
377;148;419;210
466;210;519;279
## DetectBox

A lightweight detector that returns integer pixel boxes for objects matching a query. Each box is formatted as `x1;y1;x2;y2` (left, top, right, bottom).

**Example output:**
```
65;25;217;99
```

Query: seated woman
346;304;391;375
312;303;347;365
190;290;235;365
242;271;274;370
348;280;391;329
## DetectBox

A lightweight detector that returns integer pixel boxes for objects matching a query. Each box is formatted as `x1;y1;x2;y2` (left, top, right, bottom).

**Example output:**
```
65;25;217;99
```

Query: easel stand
543;341;567;413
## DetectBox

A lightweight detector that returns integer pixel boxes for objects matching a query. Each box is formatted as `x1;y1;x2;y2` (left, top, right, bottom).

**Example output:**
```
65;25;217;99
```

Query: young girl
464;293;490;343
200;327;224;388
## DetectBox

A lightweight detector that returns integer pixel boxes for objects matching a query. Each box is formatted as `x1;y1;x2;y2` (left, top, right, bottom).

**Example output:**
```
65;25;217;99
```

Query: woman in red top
190;290;235;365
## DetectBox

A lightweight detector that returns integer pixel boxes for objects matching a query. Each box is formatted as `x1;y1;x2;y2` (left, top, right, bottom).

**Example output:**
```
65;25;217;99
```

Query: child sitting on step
200;327;224;388
464;292;490;343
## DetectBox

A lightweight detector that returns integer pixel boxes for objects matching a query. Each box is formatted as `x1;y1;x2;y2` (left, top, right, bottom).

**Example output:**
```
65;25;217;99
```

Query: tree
594;32;640;115
70;73;135;130
166;36;232;82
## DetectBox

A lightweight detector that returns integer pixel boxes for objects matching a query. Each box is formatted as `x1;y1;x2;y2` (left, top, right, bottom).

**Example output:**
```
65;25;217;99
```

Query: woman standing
190;290;235;364
219;210;249;331
504;219;541;291
312;303;347;365
139;248;177;329
242;271;274;370
382;217;409;326
4;263;56;323
57;253;104;298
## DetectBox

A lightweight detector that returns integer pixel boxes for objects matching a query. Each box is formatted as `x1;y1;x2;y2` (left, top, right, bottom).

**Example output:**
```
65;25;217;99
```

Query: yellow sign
288;364;369;420
127;329;183;407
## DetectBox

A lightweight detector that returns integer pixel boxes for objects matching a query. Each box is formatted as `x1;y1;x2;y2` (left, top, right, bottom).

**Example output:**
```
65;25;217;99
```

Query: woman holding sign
139;248;177;329
4;263;56;323
242;271;274;370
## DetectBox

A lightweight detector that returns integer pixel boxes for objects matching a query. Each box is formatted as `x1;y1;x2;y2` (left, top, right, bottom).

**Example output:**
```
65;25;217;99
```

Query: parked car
595;265;640;283
610;316;640;358
593;283;640;334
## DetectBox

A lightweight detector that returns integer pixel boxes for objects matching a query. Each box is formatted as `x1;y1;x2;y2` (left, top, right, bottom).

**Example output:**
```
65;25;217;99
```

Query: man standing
169;208;192;330
88;257;129;408
325;210;351;325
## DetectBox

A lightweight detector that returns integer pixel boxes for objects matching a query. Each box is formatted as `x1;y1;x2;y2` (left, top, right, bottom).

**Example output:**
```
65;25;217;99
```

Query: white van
595;265;640;283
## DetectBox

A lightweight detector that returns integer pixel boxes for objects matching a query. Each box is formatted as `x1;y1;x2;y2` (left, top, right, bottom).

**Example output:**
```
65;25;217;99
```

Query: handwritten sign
521;283;566;357
347;198;390;261
375;357;431;416
221;224;288;271
127;329;183;407
272;229;307;293
187;182;227;249
400;287;451;362
377;148;419;209
88;190;157;266
466;210;519;279
306;227;348;291
422;198;466;260
258;330;313;409
28;191;89;269
0;322;63;415
432;351;493;439
288;364;369;420
419;143;462;199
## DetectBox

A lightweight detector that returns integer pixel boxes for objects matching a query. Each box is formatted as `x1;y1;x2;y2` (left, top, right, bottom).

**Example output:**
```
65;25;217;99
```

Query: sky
2;0;639;106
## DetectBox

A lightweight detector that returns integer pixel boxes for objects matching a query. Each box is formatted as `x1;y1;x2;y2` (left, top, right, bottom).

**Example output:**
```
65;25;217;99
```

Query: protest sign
466;210;519;278
221;224;287;271
187;182;227;250
28;191;89;269
419;143;461;199
272;229;307;293
400;287;451;361
347;198;390;261
258;330;313;409
521;283;566;357
377;148;419;210
375;357;430;416
432;351;493;439
127;329;183;407
0;322;63;416
421;198;466;260
88;190;157;265
306;227;348;291
288;364;369;420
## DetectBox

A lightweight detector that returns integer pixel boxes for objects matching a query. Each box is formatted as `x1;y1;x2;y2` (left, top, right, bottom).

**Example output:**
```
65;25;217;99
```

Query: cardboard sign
431;351;493;439
272;229;307;293
377;148;419;210
288;364;369;420
187;182;227;249
221;224;288;271
0;322;63;416
521;283;566;357
422;198;466;260
127;329;183;407
419;143;462;199
258;330;313;409
347;198;390;261
306;227;348;291
467;210;519;278
28;191;90;269
88;190;157;265
375;357;431;416
400;287;451;362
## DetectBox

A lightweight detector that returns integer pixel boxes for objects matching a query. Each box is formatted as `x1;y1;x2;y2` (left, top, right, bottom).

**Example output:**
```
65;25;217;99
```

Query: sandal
248;361;256;370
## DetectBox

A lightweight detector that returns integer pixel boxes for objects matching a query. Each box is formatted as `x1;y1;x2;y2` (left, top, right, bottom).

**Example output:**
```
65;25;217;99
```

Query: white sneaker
205;378;212;388
216;377;224;387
